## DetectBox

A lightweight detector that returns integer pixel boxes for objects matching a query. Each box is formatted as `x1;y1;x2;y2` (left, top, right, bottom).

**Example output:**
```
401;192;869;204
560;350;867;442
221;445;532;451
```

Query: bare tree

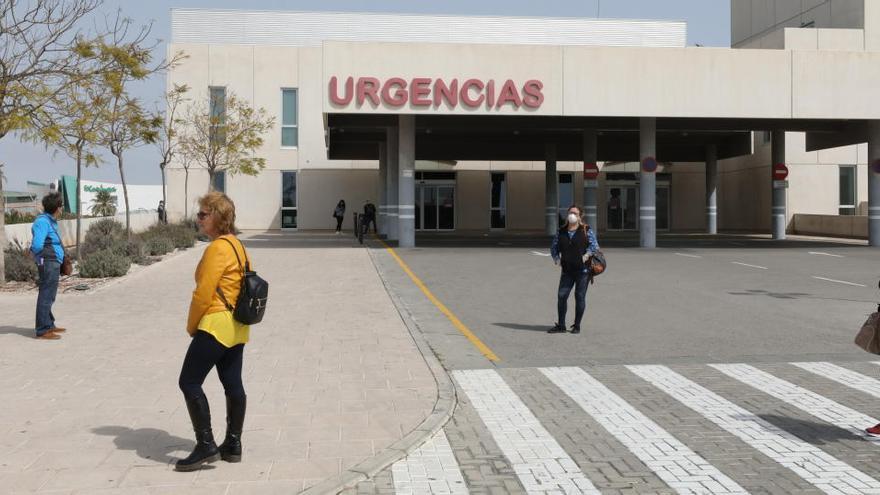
155;84;189;211
179;90;275;191
0;0;104;284
180;149;194;220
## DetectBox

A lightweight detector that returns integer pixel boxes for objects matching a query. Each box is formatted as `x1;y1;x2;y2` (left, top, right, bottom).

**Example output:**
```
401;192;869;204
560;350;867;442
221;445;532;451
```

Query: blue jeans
35;260;60;336
557;270;589;329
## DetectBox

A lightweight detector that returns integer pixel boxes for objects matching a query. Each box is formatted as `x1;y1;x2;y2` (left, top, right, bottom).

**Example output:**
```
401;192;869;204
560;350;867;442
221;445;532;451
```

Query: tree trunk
75;150;82;264
117;153;131;236
0;166;6;286
207;168;215;192
160;162;167;206
184;168;189;219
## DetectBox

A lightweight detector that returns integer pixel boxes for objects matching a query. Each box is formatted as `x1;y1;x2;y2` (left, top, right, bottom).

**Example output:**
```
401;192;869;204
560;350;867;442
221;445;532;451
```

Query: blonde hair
198;192;237;235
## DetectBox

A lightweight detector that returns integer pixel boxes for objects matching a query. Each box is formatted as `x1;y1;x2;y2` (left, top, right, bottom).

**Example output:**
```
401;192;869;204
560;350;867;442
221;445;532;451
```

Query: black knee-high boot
219;394;246;462
175;394;220;471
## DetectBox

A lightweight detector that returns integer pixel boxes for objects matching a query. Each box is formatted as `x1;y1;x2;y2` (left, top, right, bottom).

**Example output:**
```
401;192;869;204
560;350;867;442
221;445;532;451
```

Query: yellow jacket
187;235;252;341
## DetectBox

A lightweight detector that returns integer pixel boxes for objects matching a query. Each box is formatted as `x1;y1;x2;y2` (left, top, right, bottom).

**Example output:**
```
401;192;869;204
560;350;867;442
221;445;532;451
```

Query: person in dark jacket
549;205;600;334
30;192;66;340
363;200;377;234
332;199;345;234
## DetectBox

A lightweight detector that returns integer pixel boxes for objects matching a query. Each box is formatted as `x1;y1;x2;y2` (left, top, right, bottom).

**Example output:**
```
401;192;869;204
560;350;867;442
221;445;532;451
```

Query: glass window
212;171;226;193
281;171;297;228
209;86;226;145
490;172;506;229
282;89;298;147
839;165;856;215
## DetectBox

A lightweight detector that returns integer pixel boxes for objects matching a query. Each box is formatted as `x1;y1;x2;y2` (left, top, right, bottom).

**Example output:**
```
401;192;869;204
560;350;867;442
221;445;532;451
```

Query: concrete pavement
0;233;446;494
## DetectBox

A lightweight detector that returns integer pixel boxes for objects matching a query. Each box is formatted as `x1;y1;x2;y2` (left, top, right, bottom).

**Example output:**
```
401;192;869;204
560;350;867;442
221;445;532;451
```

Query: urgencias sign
329;76;544;109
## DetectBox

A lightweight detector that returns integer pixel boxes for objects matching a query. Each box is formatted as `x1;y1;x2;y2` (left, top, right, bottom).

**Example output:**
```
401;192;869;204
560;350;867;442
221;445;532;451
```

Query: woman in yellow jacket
176;192;251;472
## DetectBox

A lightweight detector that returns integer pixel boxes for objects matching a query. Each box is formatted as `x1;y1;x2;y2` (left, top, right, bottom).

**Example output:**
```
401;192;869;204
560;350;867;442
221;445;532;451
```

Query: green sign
84;185;117;193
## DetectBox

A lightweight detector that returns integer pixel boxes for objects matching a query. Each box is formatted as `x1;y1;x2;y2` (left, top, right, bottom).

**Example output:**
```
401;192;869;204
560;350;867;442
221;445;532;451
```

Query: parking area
369;233;880;369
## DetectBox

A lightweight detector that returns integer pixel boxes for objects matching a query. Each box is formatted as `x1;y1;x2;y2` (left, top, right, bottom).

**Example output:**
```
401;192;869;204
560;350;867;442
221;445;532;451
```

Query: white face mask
567;213;579;225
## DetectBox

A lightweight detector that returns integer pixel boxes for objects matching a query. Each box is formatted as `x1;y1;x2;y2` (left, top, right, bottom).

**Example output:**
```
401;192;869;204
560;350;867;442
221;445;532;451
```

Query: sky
0;0;730;192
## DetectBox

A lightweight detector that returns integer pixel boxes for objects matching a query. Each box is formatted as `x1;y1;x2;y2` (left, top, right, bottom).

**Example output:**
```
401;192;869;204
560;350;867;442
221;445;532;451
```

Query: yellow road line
377;238;500;363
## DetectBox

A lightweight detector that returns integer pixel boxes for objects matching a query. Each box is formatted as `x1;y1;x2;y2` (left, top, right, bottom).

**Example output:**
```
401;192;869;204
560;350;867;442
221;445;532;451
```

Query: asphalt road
370;234;880;369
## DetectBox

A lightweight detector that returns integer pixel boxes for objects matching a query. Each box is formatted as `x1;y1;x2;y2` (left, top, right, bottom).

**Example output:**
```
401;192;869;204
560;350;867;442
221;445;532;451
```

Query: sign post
772;163;789;189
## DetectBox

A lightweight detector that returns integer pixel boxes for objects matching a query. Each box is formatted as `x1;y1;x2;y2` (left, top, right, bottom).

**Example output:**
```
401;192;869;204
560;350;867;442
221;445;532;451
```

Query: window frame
280;170;298;230
212;170;226;194
839;164;857;216
490;172;507;230
281;88;299;149
209;86;226;146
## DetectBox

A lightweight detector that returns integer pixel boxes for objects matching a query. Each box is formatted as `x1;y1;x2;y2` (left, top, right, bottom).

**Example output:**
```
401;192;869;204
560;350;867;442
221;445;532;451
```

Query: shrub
125;237;149;265
78;248;131;278
4;241;38;282
4;210;37;225
81;219;127;257
144;236;174;256
139;222;196;250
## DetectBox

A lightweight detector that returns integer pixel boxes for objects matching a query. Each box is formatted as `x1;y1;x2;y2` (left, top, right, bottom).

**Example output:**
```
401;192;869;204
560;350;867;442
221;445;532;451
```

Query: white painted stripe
869;206;880;211
628;365;880;494
711;363;879;438
640;206;656;211
530;251;552;257
392;430;469;495
793;362;880;399
808;252;844;258
399;205;416;211
812;276;866;287
542;367;747;495
675;253;702;259
399;214;416;219
731;262;768;270
583;206;598;211
869;216;880;220
453;370;599;494
640;216;656;220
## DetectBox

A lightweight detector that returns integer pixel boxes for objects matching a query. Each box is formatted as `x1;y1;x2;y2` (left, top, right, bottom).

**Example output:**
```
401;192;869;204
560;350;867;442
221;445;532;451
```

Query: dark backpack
215;238;268;325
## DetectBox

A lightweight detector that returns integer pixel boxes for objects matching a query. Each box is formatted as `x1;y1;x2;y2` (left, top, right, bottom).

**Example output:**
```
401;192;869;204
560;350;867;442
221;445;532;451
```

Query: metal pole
640;117;656;248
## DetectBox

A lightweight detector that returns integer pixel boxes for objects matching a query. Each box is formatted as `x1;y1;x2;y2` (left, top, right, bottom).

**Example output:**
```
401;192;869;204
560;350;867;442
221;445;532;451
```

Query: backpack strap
215;237;249;311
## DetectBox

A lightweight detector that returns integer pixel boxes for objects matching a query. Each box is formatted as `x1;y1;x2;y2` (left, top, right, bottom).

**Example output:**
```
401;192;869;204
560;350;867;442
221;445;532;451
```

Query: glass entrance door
416;183;455;231
607;186;638;231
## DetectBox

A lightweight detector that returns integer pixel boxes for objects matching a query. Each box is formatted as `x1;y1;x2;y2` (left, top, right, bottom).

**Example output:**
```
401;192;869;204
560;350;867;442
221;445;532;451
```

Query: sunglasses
197;211;210;220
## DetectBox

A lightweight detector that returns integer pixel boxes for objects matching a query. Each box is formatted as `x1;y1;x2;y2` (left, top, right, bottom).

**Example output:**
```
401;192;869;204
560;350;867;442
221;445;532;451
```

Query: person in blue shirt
30;192;66;340
549;204;600;334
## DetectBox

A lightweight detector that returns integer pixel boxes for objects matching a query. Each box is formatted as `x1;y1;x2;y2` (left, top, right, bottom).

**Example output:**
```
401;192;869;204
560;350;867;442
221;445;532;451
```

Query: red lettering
410;78;432;106
460;79;485;107
329;76;353;105
433;79;458;108
522;79;544;108
381;78;408;107
356;77;380;106
495;79;522;108
486;80;495;109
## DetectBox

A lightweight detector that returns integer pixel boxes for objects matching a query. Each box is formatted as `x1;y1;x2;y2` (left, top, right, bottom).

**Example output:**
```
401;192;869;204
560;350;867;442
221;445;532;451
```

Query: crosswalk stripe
793;361;880;399
392;430;469;495
628;365;880;494
453;369;600;494
711;363;879;437
541;367;748;494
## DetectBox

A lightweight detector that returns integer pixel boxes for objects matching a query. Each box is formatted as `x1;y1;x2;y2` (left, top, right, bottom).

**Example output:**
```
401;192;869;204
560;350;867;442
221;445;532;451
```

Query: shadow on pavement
0;326;35;338
92;426;199;465
756;414;870;446
493;322;552;332
728;289;877;304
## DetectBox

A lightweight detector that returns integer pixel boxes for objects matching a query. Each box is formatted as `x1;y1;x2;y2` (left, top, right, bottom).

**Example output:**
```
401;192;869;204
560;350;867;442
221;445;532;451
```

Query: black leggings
179;331;245;401
335;216;344;231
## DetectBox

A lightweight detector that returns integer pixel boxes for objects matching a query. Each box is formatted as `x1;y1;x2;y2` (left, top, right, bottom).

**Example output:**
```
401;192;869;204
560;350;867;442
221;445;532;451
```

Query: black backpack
215;238;268;325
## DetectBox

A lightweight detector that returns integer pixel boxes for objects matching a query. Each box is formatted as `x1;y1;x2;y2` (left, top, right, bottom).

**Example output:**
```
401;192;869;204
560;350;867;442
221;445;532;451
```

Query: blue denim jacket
551;226;599;273
30;214;64;263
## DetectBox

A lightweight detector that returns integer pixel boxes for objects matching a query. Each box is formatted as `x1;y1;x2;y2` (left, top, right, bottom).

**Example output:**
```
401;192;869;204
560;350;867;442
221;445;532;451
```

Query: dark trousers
179;331;246;401
35;260;60;336
334;216;344;232
557;270;590;329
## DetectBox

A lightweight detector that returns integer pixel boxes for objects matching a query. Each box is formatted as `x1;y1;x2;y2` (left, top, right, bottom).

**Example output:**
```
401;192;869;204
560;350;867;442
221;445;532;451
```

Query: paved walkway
0;233;438;494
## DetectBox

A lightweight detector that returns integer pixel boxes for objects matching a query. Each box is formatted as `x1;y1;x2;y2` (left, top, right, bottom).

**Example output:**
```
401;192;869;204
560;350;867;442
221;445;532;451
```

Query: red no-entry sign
583;162;599;180
773;163;789;181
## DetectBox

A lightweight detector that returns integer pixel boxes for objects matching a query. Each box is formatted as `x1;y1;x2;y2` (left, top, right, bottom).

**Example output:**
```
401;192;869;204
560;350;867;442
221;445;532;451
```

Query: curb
300;240;458;495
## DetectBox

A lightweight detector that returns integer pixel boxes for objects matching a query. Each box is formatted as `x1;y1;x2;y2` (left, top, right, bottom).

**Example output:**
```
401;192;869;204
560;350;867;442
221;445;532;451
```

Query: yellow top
187;235;251;347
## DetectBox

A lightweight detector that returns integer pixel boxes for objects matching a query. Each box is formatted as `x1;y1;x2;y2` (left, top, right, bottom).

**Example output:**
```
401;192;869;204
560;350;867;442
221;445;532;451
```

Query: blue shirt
30;214;64;263
551;226;599;273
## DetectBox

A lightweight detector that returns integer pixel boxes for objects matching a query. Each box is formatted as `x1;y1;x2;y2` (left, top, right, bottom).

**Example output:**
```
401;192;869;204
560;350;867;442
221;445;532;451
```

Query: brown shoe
36;332;61;340
49;327;66;333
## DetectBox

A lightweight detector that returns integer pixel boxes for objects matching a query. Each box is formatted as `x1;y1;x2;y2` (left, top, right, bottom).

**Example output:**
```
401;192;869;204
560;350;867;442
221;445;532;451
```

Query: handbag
215;238;269;325
855;311;880;354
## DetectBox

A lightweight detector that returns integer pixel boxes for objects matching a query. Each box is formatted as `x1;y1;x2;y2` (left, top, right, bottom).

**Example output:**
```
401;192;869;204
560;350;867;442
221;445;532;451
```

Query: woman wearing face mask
549;205;600;334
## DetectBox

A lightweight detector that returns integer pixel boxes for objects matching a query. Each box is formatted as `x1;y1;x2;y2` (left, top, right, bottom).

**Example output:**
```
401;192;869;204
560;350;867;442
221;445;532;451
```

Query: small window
281;171;297;228
281;89;298;147
839;165;856;215
209;86;226;145
212;171;226;193
490;172;506;229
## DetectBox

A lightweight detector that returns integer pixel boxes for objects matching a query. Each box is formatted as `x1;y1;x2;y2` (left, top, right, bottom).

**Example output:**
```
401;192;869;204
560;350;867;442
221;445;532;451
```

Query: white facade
166;6;880;240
